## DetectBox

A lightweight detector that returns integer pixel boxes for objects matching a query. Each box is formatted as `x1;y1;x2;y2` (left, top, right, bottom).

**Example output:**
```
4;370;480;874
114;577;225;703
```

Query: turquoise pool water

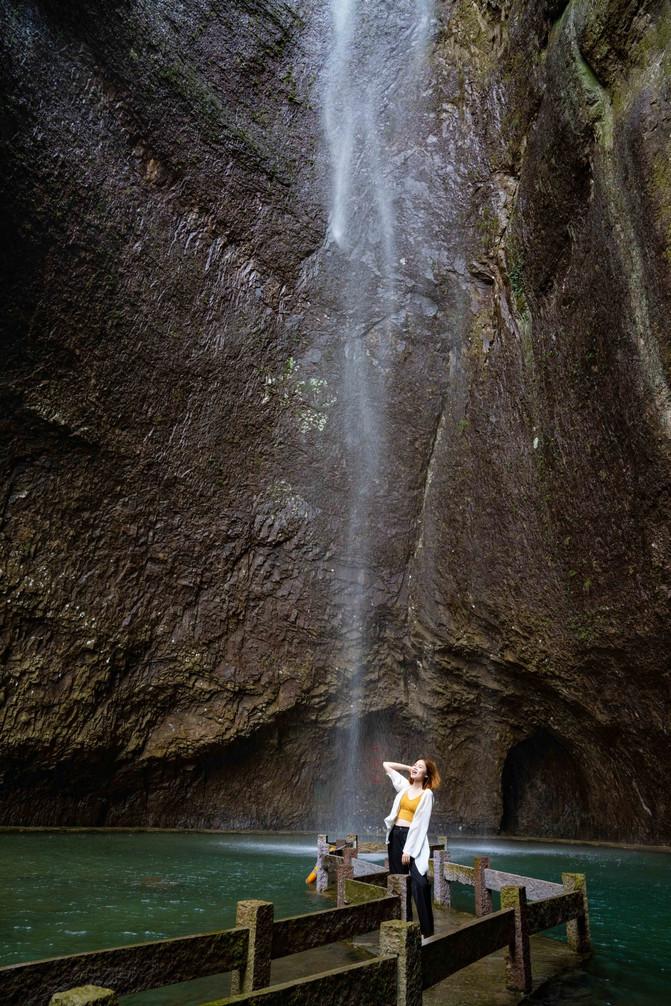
1;832;325;965
449;838;669;1005
0;832;668;1004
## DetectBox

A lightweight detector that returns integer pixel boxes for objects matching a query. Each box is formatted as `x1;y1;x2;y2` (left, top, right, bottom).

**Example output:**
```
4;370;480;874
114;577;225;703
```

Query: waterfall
319;0;436;830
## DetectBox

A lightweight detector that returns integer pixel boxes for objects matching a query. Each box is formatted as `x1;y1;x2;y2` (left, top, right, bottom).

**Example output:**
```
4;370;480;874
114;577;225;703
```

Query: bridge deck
353;904;577;1006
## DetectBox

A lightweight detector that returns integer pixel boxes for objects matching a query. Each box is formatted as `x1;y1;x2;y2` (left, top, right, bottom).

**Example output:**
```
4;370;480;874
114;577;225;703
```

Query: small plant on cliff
508;257;528;316
282;68;301;105
477;205;498;249
504;227;530;320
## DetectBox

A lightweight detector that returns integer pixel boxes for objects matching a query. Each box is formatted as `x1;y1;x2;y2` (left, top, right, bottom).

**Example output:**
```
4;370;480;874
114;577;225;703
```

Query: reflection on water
1;832;668;1006
214;837;317;857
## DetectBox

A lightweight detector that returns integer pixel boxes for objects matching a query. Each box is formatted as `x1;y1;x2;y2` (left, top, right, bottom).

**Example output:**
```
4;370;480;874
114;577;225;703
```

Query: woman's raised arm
382;760;411;773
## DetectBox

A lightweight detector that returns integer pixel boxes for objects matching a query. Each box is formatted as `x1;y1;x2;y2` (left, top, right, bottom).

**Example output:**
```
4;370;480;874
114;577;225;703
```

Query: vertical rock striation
1;0;669;841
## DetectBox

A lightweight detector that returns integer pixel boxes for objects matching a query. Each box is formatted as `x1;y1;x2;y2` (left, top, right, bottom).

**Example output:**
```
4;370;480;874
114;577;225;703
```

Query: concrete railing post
49;988;118;1005
316;833;330;893
387;872;412;922
230;899;274;995
500;885;532;993
432;849;449;907
474;856;493;916
345;832;359;855
562;872;592;955
379;919;422;1006
337;857;354;907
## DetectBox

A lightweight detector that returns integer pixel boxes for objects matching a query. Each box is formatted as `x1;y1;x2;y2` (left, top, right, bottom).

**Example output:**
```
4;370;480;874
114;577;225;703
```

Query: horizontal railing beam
484;869;564;900
271;896;400;959
444;862;475;885
0;928;247;1006
349;869;389;888
352;859;387;879
345;878;392;904
201;954;399;1006
526;891;585;934
421;908;516;989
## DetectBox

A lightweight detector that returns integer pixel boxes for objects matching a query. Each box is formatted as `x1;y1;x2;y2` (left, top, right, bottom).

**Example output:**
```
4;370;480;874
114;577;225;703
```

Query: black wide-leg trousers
387;824;434;937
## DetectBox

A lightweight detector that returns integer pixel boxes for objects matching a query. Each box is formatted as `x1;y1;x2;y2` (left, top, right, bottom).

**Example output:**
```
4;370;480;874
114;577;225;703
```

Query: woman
382;757;440;939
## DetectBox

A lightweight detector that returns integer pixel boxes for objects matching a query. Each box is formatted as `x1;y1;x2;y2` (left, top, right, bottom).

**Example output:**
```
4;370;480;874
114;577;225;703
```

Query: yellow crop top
396;788;423;824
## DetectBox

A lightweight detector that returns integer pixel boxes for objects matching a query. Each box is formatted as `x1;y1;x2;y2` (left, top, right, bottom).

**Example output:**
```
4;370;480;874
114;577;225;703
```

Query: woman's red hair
420;757;441;790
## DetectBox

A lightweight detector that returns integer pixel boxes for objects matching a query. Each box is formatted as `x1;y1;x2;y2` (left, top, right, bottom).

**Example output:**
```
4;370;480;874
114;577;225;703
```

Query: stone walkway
266;903;577;1005
122;904;577;1004
421;908;577;1005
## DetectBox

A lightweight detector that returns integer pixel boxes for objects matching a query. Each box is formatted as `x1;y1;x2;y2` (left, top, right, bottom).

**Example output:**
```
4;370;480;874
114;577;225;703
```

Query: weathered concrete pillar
316;833;330;893
474;856;493;916
387;873;412;922
379;919;422;1006
432;849;450;907
49;988;118;1006
562;872;592;955
500;885;532;993
345;832;359;854
337;858;354;907
230;899;274;995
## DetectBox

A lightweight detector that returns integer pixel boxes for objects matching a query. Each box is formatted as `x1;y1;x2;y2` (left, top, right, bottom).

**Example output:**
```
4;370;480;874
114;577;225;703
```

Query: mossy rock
50;987;118;1006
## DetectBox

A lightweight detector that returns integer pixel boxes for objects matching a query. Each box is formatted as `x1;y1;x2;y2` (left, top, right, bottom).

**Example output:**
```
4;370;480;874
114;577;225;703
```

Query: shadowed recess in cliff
500;728;591;839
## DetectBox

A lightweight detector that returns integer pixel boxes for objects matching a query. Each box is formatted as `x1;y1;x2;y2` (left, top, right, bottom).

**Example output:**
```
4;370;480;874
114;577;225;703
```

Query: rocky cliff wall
1;0;669;841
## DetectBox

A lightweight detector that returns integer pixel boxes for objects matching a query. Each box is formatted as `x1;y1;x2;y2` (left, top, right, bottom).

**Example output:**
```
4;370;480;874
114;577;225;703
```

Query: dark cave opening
499;728;591;839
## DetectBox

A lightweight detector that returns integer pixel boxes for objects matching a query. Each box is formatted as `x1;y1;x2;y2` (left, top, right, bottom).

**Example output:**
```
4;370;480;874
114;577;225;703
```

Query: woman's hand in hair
383;761;412;773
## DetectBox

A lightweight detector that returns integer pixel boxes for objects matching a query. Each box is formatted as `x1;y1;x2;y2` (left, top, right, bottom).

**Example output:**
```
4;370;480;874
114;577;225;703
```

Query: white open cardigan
384;767;434;876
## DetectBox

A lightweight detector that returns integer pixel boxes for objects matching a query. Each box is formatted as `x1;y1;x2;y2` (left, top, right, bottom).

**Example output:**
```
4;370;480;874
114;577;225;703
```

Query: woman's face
410;759;427;781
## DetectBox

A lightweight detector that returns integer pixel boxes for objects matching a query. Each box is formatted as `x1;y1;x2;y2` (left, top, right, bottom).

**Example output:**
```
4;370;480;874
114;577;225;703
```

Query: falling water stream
320;0;436;829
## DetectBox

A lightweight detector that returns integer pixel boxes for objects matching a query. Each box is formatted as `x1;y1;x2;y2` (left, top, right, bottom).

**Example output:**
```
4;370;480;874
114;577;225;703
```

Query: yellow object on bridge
305;865;318;884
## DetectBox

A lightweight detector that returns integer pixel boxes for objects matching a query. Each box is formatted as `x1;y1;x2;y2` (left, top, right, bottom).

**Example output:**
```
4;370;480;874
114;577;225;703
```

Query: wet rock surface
1;0;670;842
